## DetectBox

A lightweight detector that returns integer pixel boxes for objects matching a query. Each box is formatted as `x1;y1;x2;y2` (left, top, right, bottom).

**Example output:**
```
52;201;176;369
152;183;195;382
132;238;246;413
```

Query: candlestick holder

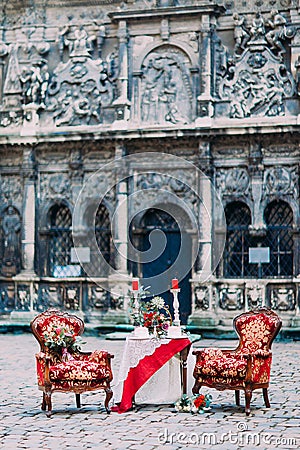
168;288;182;338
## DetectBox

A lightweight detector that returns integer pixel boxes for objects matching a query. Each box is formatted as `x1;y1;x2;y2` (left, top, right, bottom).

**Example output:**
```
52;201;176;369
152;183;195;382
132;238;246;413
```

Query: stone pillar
21;148;37;275
188;140;218;327
113;20;131;122
113;142;128;274
107;142;131;324
12;147;38;320
196;14;213;124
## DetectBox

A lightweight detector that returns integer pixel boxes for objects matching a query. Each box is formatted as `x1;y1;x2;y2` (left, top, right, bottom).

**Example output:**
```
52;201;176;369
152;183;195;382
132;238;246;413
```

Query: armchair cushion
194;348;247;381
49;360;112;382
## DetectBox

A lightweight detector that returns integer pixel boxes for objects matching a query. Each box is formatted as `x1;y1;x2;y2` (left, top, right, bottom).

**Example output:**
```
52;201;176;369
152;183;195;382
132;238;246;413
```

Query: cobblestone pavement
0;333;299;449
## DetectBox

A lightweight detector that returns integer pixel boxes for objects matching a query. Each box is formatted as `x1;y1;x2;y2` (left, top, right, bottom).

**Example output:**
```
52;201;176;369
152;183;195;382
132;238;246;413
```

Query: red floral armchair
192;308;282;415
31;309;114;417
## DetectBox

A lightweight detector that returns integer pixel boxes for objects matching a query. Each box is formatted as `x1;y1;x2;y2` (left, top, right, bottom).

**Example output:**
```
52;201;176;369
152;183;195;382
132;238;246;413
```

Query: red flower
194;394;205;409
55;328;62;335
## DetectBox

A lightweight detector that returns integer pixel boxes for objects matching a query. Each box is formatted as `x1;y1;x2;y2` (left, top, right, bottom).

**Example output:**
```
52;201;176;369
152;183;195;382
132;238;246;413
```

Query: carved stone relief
135;170;198;213
44;25;115;127
219;286;244;310
218;11;295;118
88;286;110;310
0;283;15;313
1;25;50;126
0;175;22;205
246;284;263;309
264;166;298;198
216;168;250;197
270;286;296;311
64;286;80;310
39;173;71;201
1;206;22;277
140;46;192;124
37;285;63;311
16;285;31;311
194;286;210;310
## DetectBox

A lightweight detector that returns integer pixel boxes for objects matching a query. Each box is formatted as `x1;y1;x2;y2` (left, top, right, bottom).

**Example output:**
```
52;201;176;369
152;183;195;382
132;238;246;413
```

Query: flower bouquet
142;296;172;338
43;324;84;358
175;393;212;414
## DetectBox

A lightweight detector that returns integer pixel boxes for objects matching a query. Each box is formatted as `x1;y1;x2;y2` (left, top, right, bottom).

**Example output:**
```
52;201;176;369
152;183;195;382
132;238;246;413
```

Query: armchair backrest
234;308;282;353
30;308;84;352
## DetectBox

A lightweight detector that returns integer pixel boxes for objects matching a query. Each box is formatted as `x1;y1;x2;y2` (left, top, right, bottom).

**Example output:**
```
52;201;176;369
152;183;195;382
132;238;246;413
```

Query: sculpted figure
250;12;265;41
266;10;287;55
2;206;21;275
64;26;96;57
233;13;250;52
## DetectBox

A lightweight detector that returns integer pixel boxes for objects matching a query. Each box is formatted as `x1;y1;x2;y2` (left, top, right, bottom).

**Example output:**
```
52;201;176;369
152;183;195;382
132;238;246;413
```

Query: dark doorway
136;208;192;324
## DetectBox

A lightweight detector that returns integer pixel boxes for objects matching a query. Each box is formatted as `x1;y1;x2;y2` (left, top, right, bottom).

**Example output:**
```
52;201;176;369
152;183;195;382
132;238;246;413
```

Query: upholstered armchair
31;308;114;417
192;308;282;415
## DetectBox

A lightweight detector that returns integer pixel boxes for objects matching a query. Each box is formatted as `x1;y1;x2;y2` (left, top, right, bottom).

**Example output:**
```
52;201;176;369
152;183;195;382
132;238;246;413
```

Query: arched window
95;203;113;274
263;200;293;277
223;202;253;278
48;204;75;277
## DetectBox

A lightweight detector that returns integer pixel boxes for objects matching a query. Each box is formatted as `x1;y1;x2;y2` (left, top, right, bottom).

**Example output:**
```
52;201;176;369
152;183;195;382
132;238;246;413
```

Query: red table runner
112;337;191;413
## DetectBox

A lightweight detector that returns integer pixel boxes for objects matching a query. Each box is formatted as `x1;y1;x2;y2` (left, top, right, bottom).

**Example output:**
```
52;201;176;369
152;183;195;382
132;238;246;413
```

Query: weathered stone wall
0;1;299;329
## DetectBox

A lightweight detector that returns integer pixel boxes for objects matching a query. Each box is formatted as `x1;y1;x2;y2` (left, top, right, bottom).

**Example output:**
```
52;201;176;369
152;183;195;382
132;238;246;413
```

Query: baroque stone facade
0;0;300;330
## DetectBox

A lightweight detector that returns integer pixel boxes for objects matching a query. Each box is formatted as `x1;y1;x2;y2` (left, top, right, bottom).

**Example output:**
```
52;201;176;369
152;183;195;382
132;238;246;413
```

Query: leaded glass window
262;201;293;277
223;202;253;278
49;204;78;277
95;203;113;274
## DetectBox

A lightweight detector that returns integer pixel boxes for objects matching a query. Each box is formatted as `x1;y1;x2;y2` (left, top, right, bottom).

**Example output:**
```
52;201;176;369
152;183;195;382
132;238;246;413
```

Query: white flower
150;296;165;309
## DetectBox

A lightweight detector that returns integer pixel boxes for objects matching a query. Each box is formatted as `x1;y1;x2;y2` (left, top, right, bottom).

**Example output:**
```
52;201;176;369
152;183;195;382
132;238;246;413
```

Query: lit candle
132;278;139;291
171;278;179;289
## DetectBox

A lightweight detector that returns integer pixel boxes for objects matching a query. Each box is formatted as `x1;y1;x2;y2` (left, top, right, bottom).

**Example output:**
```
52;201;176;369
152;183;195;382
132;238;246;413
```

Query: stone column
12;147;38;320
188;140;219;327
113;20;131;122
21;148;37;275
107;142;131;324
196;14;213;124
113;142;128;274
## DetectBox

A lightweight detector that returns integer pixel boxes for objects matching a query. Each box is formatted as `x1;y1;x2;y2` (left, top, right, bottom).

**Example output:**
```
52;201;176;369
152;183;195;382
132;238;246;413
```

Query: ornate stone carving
136;170;198;212
264;166;298;197
270;286;295;311
0;175;22;205
219;11;295;118
246;284;263;309
0;283;15;312
89;286;110;310
37;286;63;311
216;168;250;197
65;287;80;310
219;286;244;310
16;286;31;311
45;24;115;127
40;173;71;200
194;286;210;310
1;206;21;277
140;47;192;124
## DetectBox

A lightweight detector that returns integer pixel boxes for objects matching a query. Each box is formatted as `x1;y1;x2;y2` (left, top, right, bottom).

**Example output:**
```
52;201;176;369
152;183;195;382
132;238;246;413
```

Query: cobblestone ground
0;333;299;449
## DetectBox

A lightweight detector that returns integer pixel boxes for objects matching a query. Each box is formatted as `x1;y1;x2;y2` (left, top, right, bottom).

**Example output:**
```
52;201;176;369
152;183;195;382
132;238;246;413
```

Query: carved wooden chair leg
263;388;270;408
104;388;113;414
41;393;47;411
192;380;202;395
244;387;252;416
45;392;52;418
75;394;81;408
235;390;240;406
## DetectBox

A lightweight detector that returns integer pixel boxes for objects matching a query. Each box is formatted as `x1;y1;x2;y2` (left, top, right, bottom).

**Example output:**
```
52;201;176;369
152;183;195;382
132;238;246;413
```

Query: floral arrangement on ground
175;393;212;414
